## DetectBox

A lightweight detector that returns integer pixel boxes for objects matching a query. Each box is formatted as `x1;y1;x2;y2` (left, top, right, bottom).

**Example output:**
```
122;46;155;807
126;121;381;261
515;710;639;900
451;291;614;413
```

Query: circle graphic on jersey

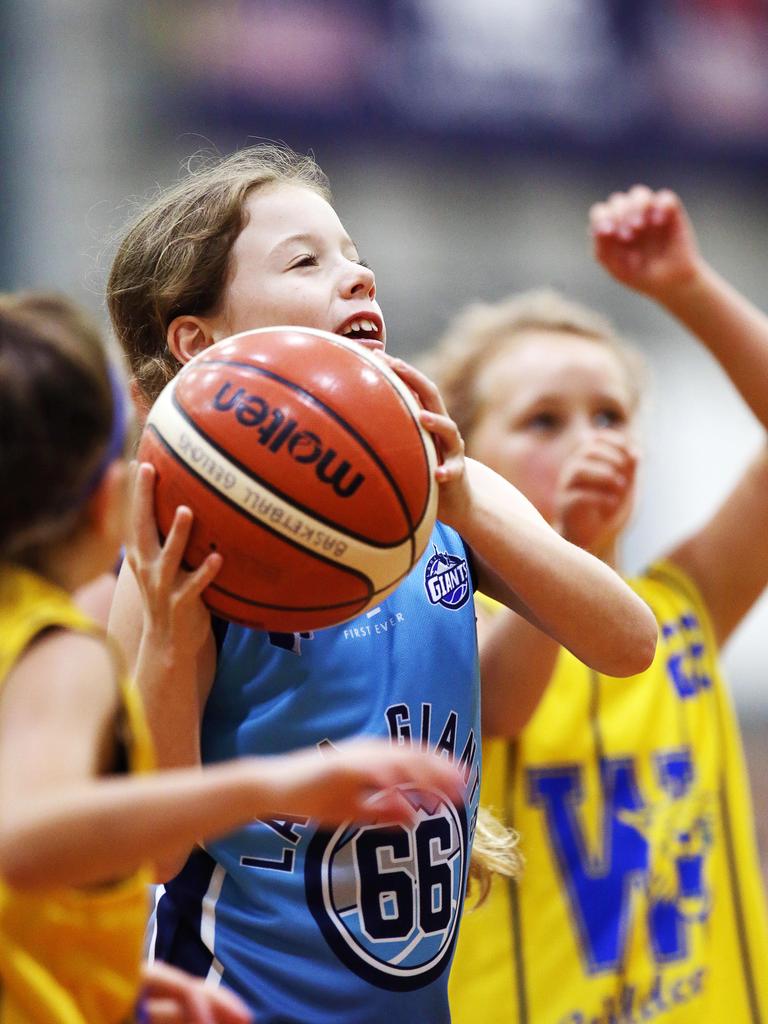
305;785;467;991
423;548;470;610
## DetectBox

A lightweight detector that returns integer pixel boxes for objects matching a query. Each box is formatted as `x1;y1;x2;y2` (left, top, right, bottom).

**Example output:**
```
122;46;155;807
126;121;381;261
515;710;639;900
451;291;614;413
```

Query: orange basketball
138;326;438;631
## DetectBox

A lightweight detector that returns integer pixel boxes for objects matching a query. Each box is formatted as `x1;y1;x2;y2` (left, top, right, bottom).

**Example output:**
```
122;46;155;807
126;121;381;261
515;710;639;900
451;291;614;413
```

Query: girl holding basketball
106;145;656;1024
0;294;468;1024
435;187;768;1023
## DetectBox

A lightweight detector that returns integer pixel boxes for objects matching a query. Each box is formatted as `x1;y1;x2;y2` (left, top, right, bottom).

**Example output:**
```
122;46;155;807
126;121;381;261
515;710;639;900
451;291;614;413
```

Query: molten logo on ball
213;382;365;499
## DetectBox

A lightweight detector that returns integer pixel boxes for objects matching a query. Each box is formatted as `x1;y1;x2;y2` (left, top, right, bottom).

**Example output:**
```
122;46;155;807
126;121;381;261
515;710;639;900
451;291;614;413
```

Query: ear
167;315;217;365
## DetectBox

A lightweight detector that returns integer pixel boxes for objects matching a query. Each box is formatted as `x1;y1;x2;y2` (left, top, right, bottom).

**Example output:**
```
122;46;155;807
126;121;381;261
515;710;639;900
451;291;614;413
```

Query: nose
341;261;376;301
567;417;602;454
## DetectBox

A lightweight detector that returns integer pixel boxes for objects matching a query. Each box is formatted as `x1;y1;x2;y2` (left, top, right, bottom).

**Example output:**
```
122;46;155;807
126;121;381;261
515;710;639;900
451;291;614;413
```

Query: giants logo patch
424;548;470;610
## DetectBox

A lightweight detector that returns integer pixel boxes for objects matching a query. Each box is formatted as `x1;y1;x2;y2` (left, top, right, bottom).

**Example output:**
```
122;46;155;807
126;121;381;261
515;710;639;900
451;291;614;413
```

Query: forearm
593;187;768;428
133;627;207;769
462;461;656;676
480;521;654;677
480;607;560;738
109;476;221;771
665;443;768;646
657;262;768;427
0;758;267;889
0;740;469;890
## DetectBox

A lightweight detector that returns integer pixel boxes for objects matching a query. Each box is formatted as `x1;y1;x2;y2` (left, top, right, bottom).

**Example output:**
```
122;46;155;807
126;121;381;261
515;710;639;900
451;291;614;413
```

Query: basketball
137;326;439;631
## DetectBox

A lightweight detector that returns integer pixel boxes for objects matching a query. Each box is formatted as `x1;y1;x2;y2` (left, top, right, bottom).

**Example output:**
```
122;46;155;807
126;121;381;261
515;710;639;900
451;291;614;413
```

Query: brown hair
423;289;646;443
0;293;120;569
107;144;332;405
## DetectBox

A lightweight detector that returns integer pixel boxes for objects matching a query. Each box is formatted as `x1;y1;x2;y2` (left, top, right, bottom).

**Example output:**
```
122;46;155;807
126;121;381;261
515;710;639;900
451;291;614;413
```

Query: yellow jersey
450;561;768;1024
0;565;154;1024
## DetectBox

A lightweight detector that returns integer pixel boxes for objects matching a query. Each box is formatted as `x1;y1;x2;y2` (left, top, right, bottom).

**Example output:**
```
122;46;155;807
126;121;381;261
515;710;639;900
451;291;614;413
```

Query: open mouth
336;315;384;347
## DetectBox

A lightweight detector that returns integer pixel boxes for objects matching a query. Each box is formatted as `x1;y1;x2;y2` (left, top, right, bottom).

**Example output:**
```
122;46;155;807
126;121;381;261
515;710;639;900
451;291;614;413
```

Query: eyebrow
269;233;358;258
517;389;629;409
271;233;314;253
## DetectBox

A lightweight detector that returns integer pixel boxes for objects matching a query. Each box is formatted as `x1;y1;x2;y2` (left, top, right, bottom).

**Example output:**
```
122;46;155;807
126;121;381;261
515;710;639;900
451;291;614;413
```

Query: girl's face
207;183;385;350
467;330;639;530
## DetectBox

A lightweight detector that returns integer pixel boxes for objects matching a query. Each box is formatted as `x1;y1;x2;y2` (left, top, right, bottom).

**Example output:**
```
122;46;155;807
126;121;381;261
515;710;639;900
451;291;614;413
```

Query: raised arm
591;185;768;644
591;185;768;427
475;602;561;738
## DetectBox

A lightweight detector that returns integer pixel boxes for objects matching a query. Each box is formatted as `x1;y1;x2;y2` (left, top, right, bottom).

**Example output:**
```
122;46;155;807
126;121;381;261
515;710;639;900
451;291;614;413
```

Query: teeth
341;318;377;336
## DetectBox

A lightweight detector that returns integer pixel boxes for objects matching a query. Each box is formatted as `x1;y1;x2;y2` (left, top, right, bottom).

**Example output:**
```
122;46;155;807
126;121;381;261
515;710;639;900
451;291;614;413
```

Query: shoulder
433;520;477;589
433;518;467;551
632;561;715;640
619;562;724;697
0;630;125;806
5;629;118;720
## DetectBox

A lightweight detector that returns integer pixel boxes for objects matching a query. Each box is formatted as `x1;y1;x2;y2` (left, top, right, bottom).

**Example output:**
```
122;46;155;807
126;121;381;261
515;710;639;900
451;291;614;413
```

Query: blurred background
3;0;767;873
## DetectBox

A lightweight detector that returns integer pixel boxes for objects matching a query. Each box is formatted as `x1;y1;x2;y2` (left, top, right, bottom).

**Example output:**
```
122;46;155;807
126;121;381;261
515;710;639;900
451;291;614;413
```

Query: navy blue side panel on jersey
211;614;230;657
463;539;478;592
161;522;481;1023
154;848;218;978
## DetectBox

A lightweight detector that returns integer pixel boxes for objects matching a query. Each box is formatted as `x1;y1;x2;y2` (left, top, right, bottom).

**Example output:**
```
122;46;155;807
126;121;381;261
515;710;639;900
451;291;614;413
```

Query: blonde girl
436;187;768;1024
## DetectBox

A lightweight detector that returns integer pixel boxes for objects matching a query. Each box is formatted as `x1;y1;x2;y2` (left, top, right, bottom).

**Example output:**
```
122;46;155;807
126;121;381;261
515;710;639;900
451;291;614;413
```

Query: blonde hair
107;144;331;404
466;806;522;908
423;288;645;442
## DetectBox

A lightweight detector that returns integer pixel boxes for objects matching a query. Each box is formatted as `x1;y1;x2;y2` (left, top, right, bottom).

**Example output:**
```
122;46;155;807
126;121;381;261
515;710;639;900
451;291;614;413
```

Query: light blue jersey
152;522;481;1023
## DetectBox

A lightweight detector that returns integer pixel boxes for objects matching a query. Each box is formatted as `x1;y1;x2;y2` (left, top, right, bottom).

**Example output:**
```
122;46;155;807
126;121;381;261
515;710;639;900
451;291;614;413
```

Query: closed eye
289;253;319;269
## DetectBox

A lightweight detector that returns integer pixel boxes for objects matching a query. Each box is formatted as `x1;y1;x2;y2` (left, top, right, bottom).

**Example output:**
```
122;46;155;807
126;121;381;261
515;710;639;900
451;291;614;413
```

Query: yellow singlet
0;565;154;1024
450;561;768;1024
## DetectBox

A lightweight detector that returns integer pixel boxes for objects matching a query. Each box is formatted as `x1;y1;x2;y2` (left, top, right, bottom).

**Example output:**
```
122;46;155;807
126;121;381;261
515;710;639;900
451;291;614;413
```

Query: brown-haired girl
0;295;468;1024
106;144;656;1023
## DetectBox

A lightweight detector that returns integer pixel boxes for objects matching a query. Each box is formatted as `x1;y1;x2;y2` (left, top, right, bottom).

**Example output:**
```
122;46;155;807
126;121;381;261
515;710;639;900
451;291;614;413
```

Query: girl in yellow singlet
429;188;768;1024
0;296;467;1024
